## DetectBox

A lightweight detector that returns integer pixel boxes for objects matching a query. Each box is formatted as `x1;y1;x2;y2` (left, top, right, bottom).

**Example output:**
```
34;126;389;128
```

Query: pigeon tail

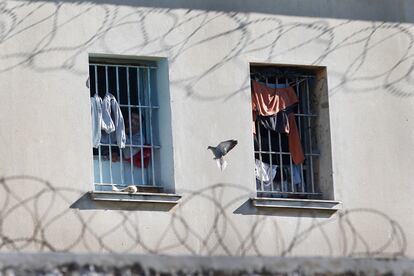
216;158;228;171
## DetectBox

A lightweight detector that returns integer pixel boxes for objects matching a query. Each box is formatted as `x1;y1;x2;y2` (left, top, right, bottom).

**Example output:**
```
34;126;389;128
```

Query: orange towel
252;81;298;116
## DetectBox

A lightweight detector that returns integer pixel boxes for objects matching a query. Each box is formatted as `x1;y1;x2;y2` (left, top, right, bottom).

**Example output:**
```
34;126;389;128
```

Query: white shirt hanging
90;93;126;149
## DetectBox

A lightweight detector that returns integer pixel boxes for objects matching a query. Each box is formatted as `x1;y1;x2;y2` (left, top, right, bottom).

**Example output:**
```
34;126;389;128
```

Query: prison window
89;57;162;193
251;64;333;200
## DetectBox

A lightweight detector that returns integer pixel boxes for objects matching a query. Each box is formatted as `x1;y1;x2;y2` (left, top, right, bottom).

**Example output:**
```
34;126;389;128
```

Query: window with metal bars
251;65;332;200
89;57;162;192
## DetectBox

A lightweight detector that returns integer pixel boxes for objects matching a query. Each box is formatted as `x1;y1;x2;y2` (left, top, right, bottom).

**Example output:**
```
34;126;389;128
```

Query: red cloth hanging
125;148;151;168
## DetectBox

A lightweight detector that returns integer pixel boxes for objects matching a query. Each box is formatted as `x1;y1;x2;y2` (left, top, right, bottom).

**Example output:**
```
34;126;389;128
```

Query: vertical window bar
267;128;274;192
255;77;265;192
274;77;285;192
286;77;294;193
126;67;134;185
265;77;273;192
306;79;315;193
137;68;146;185
115;66;125;186
257;115;264;193
296;78;305;193
105;66;114;185
95;65;103;186
148;68;156;186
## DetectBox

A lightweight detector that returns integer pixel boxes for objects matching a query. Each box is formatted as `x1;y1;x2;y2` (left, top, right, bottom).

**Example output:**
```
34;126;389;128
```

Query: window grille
89;61;160;191
251;67;321;199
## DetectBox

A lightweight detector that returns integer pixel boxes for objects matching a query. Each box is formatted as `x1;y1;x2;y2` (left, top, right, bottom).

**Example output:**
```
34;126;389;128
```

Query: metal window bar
105;66;114;185
94;65;103;187
274;77;285;192
286;77;294;193
266;120;274;193
89;63;157;69
295;77;305;194
119;104;160;109
126;67;135;186
257;112;264;193
306;79;315;194
265;77;274;193
137;68;146;185
115;66;125;186
91;63;160;190
253;73;320;198
148;68;156;186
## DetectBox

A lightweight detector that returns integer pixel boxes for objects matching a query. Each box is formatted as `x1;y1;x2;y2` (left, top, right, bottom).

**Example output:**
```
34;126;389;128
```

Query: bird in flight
207;139;238;171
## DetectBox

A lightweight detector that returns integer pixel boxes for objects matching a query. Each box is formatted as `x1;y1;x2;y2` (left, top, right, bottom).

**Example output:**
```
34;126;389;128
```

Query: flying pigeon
207;139;238;171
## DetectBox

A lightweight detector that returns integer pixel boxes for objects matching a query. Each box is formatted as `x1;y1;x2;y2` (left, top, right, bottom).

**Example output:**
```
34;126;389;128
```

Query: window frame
88;55;171;196
249;63;339;209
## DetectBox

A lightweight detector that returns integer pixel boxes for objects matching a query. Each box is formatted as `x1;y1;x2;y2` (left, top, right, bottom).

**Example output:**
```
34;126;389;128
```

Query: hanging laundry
90;93;126;148
257;103;297;133
251;80;304;164
101;93;126;148
289;116;304;164
101;95;116;133
255;159;278;186
292;164;303;187
251;80;298;117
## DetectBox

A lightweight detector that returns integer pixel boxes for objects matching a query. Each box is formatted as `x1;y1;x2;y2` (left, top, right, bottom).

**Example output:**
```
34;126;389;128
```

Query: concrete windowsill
251;197;342;211
90;191;181;205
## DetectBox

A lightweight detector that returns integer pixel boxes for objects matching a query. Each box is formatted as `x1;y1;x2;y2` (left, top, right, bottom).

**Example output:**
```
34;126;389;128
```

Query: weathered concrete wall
1;253;414;275
0;0;413;257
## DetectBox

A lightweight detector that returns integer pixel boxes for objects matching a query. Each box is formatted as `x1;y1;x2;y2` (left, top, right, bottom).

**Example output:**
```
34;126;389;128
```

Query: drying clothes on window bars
251;80;304;164
255;159;305;190
255;159;278;186
90;92;126;148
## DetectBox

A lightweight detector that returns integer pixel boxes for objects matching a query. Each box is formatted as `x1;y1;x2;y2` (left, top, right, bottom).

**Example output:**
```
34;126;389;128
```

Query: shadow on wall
11;0;414;23
0;175;407;256
0;2;414;99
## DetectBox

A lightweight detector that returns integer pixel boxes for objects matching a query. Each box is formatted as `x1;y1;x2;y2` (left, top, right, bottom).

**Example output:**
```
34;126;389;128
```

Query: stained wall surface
0;0;413;256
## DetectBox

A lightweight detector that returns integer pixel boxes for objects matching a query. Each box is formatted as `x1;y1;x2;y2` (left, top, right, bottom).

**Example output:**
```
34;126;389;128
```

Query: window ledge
251;197;342;211
90;191;181;205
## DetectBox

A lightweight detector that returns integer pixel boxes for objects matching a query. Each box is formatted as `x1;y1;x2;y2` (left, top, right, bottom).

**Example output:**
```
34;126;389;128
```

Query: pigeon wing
218;140;238;156
208;146;222;159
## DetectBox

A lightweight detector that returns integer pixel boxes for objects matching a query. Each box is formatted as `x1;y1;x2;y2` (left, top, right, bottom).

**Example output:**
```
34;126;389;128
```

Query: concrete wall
0;0;413;256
